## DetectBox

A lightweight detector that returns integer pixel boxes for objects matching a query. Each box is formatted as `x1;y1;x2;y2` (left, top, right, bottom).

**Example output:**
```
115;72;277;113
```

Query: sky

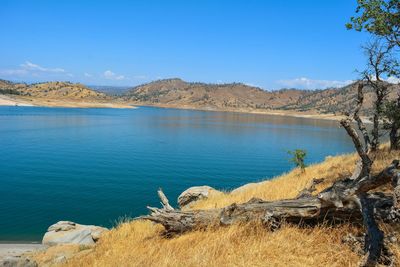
0;0;371;89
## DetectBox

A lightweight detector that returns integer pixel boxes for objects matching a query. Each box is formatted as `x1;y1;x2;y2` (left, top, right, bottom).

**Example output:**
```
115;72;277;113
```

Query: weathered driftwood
141;162;399;235
296;178;324;199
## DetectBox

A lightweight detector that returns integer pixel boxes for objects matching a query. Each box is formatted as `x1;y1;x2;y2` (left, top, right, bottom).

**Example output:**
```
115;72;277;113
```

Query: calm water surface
0;106;355;241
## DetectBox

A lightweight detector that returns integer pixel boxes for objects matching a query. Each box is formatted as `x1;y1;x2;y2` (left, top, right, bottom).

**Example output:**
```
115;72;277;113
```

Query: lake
0;106;355;241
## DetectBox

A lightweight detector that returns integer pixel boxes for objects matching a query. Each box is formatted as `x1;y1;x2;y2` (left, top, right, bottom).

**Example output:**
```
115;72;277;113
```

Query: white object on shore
230;182;259;194
42;221;108;246
178;186;221;208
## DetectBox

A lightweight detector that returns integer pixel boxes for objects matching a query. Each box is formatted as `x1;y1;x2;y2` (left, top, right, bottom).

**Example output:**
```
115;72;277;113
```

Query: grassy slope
38;148;400;267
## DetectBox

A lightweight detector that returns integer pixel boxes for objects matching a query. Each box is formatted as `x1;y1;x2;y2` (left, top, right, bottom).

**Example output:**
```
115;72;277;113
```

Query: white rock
178;186;221;207
230;183;258;194
42;221;108;246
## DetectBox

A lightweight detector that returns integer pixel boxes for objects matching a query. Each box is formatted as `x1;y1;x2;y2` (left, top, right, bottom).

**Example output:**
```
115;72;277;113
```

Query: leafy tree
348;1;400;151
288;149;307;173
346;0;400;48
382;94;400;150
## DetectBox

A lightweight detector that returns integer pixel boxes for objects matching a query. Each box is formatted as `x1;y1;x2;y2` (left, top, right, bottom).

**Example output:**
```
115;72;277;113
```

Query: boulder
42;221;108;246
178;186;221;207
230;182;258;194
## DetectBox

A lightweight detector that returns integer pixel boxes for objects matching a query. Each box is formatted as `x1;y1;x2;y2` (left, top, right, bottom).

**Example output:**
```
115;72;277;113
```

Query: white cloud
386;76;400;84
20;61;65;73
0;69;28;76
276;77;354;89
84;72;93;78
103;70;125;80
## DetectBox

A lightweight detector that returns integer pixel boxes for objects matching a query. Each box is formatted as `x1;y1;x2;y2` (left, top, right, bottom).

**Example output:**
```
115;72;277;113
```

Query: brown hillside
0;79;108;100
124;78;309;110
281;82;400;116
125;78;399;115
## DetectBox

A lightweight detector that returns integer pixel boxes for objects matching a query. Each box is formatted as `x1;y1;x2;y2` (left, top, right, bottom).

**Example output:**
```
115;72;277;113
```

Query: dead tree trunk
389;94;400;151
353;83;371;152
359;194;384;267
340;117;372;180
296;178;324;199
392;167;400;210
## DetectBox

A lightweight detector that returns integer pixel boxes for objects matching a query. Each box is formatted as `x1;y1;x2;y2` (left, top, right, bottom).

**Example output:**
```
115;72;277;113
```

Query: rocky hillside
0;79;108;100
125;78;400;115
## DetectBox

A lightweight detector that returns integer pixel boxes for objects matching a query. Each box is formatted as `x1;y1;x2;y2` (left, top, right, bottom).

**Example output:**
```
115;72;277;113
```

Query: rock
48;221;76;232
230;183;258;194
178;186;221;207
42;221;108;246
0;256;37;267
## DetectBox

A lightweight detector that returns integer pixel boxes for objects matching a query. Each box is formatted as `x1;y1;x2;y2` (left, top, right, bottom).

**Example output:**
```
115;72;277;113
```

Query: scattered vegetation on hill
0;88;21;95
123;78;399;116
0;79;107;100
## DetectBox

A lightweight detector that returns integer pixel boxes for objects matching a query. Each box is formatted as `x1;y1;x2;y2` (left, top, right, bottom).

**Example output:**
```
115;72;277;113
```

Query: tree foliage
347;0;400;47
288;149;307;173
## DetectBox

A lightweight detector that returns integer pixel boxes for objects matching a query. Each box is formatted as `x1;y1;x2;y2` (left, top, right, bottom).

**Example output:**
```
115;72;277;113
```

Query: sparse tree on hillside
348;0;400;152
288;149;307;173
361;40;397;151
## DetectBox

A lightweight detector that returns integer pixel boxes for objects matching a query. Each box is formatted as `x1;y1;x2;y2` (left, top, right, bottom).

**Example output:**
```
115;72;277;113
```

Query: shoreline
0;94;371;123
0;95;135;109
0;243;45;259
132;103;372;123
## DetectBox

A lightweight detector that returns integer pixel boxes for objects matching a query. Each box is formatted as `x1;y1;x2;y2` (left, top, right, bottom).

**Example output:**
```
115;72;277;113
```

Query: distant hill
280;82;400;116
1;78;399;115
0;79;108;100
124;78;399;115
87;85;131;95
124;78;310;111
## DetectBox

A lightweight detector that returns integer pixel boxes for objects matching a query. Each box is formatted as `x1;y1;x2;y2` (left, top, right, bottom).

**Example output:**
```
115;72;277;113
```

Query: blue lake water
0;106;355;241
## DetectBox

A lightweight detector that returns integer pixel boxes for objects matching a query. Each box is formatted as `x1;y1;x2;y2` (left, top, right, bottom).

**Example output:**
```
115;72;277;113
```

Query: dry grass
64;222;360;267
39;147;400;267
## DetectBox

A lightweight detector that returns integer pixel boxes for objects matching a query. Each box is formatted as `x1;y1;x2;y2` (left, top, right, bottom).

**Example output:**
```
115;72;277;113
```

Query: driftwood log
138;84;400;266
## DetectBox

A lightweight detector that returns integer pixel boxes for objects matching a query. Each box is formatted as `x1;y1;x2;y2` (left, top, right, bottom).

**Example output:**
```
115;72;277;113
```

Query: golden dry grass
64;221;360;267
38;147;400;267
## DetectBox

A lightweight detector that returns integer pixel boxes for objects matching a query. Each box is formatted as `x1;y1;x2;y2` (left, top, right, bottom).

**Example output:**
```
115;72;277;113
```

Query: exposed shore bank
0;95;135;109
0;94;370;122
133;103;371;123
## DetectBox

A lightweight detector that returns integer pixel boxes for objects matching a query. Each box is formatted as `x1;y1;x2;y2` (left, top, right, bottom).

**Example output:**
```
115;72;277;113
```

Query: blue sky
0;0;370;89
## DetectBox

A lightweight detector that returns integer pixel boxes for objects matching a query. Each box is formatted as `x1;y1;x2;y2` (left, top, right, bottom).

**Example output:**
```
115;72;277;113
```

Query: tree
346;0;400;48
288;149;307;173
382;93;400;150
360;40;397;151
348;1;400;151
